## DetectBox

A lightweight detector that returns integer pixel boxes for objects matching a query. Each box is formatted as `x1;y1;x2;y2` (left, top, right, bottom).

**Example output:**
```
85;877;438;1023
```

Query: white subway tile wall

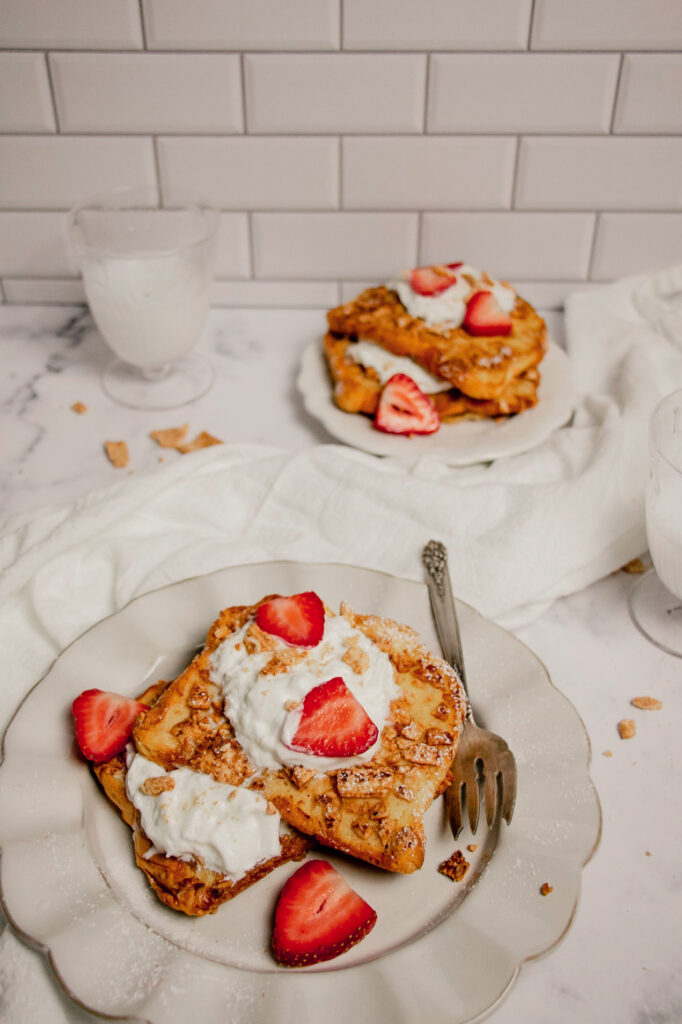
0;0;680;305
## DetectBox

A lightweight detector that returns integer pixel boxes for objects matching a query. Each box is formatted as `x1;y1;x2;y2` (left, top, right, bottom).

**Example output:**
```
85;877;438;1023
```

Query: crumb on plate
71;401;87;414
438;850;469;882
540;882;553;896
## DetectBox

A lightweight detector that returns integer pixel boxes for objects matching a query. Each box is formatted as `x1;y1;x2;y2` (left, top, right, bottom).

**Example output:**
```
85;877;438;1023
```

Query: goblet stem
141;363;171;382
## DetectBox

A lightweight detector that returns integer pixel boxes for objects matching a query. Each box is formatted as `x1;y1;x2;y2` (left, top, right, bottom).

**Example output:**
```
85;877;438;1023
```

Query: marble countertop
1;305;680;1024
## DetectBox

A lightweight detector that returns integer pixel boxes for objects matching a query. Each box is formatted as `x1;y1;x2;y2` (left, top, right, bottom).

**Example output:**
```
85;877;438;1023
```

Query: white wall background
0;0;680;309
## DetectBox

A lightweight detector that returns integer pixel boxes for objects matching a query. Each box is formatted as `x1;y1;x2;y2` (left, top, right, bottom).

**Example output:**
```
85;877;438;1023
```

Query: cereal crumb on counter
71;401;87;414
602;749;613;757
104;440;129;468
618;719;636;739
438;850;469;882
620;557;647;574
631;696;662;710
177;430;223;453
645;850;652;857
540;882;553;896
150;424;189;449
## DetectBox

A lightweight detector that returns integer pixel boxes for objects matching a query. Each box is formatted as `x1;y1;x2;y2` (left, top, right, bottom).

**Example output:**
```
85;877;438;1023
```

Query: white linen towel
1;266;682;1021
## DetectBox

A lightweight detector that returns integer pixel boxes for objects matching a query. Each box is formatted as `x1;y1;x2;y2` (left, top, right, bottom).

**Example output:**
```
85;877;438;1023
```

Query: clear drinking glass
629;388;682;656
67;185;219;410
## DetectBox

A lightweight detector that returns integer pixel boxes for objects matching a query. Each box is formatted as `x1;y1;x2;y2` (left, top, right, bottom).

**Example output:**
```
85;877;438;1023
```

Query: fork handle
422;541;472;716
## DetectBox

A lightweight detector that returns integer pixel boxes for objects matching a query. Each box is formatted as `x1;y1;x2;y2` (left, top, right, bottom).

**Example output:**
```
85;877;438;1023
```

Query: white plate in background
297;340;576;465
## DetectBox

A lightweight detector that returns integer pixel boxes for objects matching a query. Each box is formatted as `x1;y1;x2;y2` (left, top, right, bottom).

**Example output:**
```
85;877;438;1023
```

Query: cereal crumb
645;850;652;857
71;401;87;414
438;850;469;882
602;749;613;757
140;776;174;796
150;424;189;449
158;456;164;462
618;719;636;739
540;882;553;896
466;844;478;853
620;557;646;574
104;440;129;468
631;696;662;710
177;430;223;453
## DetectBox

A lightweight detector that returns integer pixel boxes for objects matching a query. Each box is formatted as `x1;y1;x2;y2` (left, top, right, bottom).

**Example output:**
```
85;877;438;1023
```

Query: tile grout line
609;53;625;133
43;51;61;133
510;135;523;211
586;212;601;280
526;0;537;50
138;0;149;50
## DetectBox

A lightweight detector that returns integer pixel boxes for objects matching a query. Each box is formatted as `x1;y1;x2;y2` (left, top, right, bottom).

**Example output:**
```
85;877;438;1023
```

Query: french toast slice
132;598;467;876
324;331;540;421
93;679;311;917
326;285;546;400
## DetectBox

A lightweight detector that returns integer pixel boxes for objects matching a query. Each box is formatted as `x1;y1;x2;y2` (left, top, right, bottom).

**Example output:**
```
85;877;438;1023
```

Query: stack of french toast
74;590;466;964
324;262;547;434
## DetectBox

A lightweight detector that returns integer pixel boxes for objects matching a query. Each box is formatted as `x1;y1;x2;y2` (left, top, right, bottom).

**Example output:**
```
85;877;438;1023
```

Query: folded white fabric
1;266;682;1021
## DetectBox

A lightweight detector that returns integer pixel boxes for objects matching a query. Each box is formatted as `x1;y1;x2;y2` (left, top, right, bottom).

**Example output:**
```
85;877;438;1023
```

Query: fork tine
465;765;480;834
484;768;499;828
500;758;517;825
444;780;464;839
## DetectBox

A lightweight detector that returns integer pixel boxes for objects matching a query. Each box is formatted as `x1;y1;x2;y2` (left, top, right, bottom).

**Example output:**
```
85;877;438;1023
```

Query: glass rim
650;386;682;475
66;184;219;260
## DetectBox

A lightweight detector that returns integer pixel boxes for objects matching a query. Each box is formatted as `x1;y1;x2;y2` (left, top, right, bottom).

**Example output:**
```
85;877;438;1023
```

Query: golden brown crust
133;599;467;875
323;332;540;421
326;285;547;400
94;750;310;917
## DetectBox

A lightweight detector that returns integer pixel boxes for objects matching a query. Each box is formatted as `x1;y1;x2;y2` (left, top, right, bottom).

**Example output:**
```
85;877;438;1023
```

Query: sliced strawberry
255;591;324;648
445;261;463;271
72;688;148;763
374;373;440;436
463;290;512;337
409;264;457;296
286;676;378;758
272;859;377;966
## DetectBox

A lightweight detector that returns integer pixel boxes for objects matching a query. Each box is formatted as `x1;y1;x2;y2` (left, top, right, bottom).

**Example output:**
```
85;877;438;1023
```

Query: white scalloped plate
297;340;576;464
0;561;601;1024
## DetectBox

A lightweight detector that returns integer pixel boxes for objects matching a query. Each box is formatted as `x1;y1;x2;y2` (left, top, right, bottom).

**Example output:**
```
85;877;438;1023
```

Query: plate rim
0;559;602;1024
296;339;576;465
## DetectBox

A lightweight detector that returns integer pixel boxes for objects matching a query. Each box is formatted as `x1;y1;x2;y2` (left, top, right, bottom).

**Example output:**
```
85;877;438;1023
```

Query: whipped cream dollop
126;751;281;879
391;264;516;329
347;340;451;393
209;613;400;773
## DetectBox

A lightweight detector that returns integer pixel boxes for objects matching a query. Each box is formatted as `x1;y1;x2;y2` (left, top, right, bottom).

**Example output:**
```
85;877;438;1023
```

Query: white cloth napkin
1;267;682;1021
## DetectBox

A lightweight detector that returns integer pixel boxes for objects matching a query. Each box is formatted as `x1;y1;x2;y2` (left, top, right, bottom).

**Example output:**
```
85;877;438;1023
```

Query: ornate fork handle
421;539;473;723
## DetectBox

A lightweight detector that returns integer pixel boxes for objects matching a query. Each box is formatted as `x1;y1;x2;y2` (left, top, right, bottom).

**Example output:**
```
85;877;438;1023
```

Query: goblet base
102;354;214;410
629;569;682;657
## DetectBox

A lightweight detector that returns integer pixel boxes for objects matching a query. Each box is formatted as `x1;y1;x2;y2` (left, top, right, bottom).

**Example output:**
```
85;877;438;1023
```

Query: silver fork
422;540;517;838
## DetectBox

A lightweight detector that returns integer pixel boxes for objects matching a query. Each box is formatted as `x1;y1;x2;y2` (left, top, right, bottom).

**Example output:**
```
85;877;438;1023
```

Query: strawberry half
286;676;378;758
72;688;148;763
255;591;325;648
408;264;457;296
445;261;463;271
272;859;377;966
374;373;440;436
463;290;512;337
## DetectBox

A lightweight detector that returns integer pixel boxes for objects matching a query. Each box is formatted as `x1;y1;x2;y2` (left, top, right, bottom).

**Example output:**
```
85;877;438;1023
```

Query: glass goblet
68;185;218;410
629;387;682;656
